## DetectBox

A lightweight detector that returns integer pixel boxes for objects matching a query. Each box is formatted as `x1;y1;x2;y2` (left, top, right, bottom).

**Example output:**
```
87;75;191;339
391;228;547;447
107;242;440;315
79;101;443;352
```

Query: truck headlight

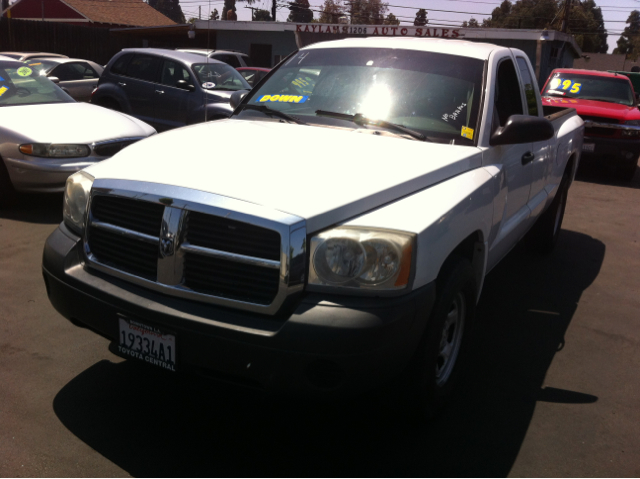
19;143;91;158
63;171;94;235
623;120;640;137
309;228;414;291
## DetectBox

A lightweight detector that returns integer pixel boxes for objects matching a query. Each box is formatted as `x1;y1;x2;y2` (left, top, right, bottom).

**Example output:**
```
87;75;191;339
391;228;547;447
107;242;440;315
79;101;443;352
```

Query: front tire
533;170;570;255
0;158;17;208
403;256;476;420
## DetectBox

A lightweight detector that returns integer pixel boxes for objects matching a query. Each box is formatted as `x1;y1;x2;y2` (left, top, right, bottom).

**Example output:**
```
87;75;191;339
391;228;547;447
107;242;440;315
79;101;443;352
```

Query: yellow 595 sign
550;77;582;94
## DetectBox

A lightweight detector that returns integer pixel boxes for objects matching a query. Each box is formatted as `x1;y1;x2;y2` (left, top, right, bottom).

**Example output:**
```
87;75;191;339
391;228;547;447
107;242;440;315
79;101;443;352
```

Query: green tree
210;9;219;20
413;8;427;27
287;0;313;23
253;8;272;20
461;17;479;28
348;0;388;25
383;12;399;25
615;10;640;59
317;0;345;23
149;0;185;23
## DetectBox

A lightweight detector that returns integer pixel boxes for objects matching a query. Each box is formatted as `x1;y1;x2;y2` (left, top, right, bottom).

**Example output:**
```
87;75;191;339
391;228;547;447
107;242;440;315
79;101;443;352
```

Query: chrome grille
580;115;618;137
83;183;305;316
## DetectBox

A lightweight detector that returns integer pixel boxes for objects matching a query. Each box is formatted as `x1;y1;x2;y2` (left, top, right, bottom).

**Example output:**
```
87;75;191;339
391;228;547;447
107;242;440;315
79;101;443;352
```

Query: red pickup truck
541;69;640;180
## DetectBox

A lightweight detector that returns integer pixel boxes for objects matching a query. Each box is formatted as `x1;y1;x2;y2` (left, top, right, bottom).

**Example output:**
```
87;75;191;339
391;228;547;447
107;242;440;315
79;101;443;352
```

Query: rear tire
618;162;637;181
401;256;476;421
94;97;121;112
533;170;570;255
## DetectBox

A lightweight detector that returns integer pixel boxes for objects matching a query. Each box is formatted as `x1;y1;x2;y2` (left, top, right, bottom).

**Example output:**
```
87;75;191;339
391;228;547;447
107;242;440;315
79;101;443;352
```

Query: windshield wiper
237;104;307;125
315;110;427;141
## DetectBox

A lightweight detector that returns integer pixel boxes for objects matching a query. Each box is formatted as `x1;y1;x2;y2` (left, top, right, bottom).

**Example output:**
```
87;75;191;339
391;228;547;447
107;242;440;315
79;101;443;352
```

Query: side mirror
176;80;195;92
230;90;249;110
490;115;555;146
48;76;60;84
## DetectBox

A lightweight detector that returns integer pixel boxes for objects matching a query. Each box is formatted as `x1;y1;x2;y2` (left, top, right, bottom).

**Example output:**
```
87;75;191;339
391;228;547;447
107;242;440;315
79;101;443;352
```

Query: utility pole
271;0;276;22
561;0;571;33
199;5;201;19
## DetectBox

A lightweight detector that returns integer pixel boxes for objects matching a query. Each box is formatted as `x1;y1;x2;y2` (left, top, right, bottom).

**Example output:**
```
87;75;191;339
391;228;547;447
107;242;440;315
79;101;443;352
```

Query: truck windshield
542;72;635;106
0;61;73;106
238;47;484;144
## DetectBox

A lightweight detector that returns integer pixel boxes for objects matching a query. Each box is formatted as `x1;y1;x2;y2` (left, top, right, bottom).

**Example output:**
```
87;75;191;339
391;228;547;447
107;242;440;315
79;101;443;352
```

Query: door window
516;57;538;116
494;59;524;127
160;60;191;87
52;62;99;81
124;54;161;82
111;54;133;76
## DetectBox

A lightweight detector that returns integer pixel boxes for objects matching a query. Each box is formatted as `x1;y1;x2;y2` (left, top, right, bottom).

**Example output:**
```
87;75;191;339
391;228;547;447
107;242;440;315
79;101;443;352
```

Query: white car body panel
84;119;483;233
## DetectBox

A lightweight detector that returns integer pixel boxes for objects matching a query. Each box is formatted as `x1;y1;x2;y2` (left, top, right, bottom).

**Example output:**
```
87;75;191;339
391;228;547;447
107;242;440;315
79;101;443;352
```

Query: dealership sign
294;24;463;38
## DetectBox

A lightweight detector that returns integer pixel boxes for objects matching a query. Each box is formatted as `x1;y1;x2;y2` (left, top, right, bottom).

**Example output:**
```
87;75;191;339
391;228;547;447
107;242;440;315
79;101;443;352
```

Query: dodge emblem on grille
160;236;175;257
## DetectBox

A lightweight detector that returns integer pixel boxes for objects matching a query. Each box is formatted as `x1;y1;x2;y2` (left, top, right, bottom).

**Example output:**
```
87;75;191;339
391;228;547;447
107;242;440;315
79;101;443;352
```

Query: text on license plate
118;316;176;371
582;143;595;152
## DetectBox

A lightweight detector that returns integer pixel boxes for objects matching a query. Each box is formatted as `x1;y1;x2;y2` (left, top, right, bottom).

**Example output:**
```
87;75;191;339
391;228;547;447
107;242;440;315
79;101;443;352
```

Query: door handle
521;152;534;165
155;90;165;94
118;82;126;87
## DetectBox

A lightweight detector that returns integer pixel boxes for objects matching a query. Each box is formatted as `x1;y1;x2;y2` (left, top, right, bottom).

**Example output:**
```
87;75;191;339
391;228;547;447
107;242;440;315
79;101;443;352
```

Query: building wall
216;30;297;67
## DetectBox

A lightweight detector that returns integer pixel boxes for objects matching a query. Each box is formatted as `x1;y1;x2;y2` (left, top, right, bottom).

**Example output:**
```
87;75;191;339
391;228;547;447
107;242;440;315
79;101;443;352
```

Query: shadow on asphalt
52;229;604;477
0;192;63;224
575;162;640;190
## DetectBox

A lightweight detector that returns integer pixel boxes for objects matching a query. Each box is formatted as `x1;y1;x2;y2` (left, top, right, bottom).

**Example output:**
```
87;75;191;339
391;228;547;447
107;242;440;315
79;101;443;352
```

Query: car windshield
543;72;635;106
25;59;58;76
0;61;74;106
237;47;485;144
191;62;250;91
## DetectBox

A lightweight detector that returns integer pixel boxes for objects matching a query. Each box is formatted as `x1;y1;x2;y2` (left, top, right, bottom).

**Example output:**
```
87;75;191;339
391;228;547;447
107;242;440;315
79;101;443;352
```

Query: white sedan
0;59;156;206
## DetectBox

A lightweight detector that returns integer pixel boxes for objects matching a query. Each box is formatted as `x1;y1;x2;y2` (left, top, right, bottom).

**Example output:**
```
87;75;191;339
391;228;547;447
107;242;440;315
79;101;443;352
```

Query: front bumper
43;224;435;397
581;135;640;167
4;156;102;193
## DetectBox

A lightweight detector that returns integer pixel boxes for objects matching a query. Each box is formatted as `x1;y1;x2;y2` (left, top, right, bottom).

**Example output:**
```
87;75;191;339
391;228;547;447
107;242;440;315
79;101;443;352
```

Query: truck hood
0;102;156;142
542;96;640;121
84;120;483;232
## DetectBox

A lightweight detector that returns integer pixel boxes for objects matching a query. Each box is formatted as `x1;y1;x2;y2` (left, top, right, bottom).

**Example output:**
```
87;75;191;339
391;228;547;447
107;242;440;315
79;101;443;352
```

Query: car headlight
625;120;640;126
63;171;94;235
308;227;414;291
19;143;91;158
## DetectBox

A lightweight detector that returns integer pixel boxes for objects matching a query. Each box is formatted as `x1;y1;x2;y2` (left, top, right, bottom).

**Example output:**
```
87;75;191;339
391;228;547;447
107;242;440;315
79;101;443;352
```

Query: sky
179;0;640;53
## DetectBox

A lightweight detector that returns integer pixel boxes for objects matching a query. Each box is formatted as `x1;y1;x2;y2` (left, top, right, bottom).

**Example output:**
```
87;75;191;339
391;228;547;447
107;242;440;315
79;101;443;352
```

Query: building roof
66;0;176;26
3;0;176;26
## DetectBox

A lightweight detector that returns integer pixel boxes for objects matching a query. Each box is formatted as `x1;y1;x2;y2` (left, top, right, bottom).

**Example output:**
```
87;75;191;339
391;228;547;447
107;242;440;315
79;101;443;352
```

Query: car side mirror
48;76;60;84
490;115;555;146
176;80;195;92
230;90;249;110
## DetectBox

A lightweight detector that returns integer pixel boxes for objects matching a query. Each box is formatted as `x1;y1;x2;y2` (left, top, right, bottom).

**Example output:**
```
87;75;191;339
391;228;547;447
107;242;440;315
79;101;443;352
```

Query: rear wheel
402;256;476;421
95;97;121;112
618;162;637;181
533;169;570;255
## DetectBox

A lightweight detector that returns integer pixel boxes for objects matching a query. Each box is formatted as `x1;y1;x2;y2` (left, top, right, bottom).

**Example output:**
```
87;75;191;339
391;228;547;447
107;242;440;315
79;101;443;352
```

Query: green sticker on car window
17;67;33;77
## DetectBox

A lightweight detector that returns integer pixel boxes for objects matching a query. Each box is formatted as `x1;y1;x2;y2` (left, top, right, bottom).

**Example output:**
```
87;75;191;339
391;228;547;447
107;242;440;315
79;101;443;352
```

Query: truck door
484;55;533;271
516;55;551;217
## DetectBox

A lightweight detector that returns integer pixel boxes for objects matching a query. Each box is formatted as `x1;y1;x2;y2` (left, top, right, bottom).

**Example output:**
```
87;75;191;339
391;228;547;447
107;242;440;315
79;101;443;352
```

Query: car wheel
618;162;637;181
96;98;121;112
533;170;569;255
0;158;17;208
402;256;476;421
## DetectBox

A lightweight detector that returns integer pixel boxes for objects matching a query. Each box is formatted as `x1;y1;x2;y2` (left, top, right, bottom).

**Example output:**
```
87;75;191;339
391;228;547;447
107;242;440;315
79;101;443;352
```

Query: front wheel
0;159;17;208
532;170;570;255
403;256;476;420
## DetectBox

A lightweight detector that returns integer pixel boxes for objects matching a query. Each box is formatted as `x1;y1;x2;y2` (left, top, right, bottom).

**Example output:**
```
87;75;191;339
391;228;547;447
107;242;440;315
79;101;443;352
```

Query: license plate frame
117;314;176;372
582;143;595;152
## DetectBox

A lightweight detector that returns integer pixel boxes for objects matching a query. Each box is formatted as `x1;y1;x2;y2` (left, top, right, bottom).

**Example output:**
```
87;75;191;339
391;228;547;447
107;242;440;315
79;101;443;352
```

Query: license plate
582;143;595;152
118;315;176;371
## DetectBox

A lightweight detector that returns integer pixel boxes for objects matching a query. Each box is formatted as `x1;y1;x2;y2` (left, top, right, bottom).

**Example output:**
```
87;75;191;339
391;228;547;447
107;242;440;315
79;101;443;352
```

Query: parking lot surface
1;165;639;477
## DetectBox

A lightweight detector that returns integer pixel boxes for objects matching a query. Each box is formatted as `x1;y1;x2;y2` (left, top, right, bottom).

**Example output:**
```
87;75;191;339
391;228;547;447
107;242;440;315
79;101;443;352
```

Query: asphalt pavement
1;163;639;477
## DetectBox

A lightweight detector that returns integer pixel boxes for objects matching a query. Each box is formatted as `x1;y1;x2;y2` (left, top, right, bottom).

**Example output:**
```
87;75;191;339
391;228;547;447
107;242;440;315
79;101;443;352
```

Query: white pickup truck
43;37;584;417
